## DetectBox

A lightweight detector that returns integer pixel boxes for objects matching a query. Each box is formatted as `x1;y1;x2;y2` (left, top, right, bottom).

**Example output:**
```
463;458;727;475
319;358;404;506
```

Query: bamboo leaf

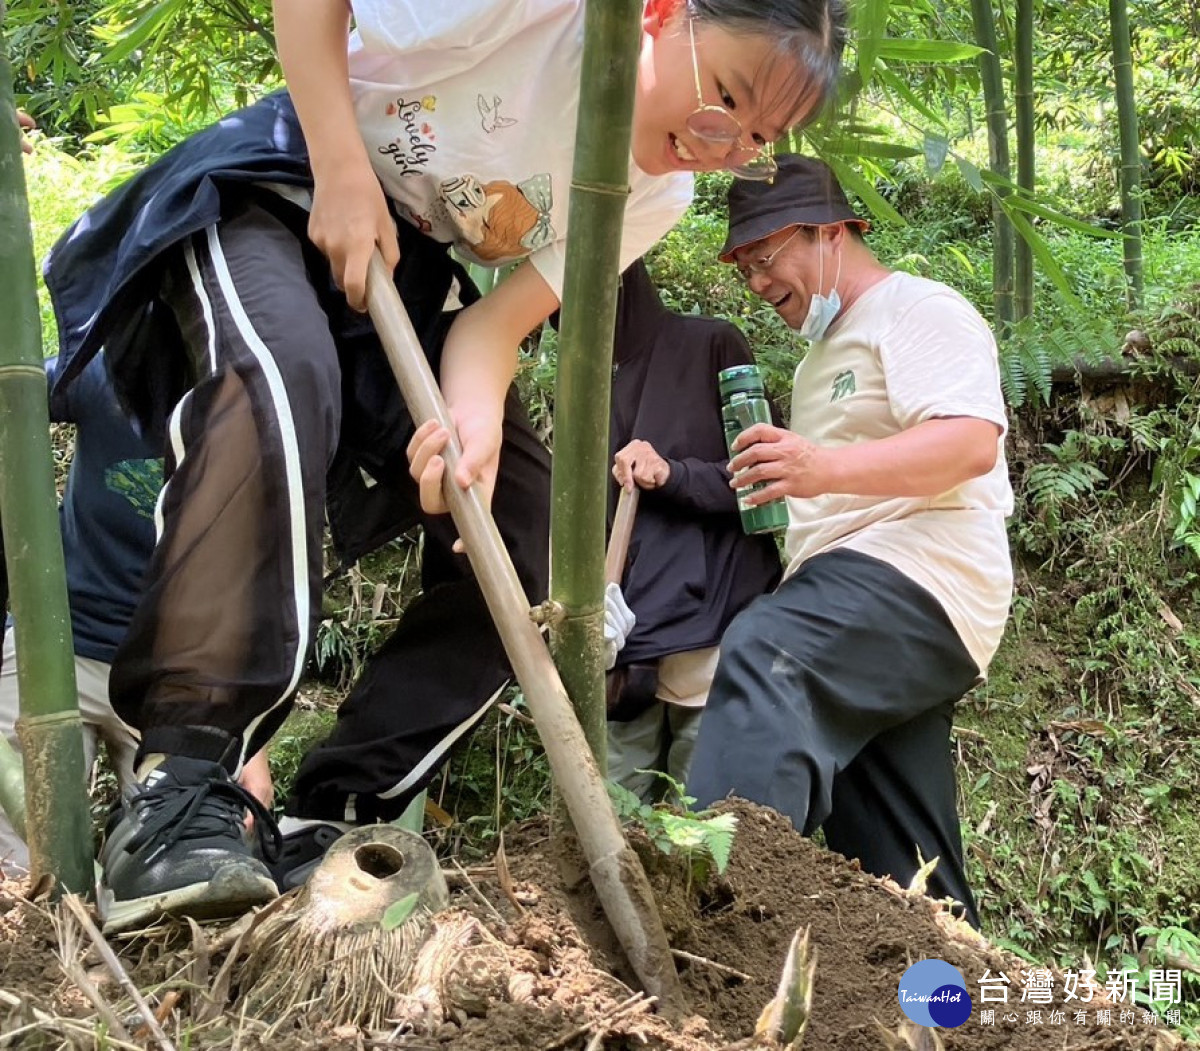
100;0;187;66
381;892;421;932
876;39;985;62
821;137;921;160
956;157;984;192
875;68;949;130
1005;194;1121;238
924;133;950;175
855;0;892;87
946;244;975;274
824;159;906;225
1004;206;1084;312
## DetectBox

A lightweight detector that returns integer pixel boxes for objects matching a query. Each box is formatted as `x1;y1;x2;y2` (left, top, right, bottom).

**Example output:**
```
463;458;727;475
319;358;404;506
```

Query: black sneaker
269;823;347;891
98;755;281;933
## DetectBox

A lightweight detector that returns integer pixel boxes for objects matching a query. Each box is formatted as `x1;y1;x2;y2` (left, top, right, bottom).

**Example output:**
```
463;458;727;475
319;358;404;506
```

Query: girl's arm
409;262;559;516
272;0;399;309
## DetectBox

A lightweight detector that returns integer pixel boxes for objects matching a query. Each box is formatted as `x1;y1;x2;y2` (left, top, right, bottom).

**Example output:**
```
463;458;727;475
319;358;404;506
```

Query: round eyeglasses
735;226;804;283
687;17;778;181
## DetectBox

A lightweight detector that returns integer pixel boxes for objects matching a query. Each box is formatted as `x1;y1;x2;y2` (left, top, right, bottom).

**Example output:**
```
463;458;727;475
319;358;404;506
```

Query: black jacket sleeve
655;456;736;514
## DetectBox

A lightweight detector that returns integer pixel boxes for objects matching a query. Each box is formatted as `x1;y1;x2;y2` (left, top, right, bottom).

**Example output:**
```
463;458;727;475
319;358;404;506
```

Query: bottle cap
718;364;765;399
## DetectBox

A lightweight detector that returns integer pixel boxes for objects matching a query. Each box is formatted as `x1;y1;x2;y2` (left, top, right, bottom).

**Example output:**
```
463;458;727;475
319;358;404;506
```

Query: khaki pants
606;646;717;804
607;703;704;805
0;632;138;871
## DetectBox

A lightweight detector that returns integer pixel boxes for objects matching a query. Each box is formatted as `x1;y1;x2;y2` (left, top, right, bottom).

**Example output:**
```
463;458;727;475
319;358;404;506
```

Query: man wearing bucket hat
687;155;1013;927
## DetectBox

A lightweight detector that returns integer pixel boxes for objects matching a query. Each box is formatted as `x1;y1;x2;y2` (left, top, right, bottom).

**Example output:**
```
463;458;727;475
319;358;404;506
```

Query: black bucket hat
719;155;869;262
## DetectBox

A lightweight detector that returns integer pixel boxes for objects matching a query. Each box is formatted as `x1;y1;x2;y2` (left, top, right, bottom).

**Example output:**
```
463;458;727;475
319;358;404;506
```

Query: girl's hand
407;410;503;546
239;750;275;830
308;160;400;311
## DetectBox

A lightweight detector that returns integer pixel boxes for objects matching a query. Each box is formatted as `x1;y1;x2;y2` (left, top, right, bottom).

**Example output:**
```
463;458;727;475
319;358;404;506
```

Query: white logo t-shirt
348;0;693;297
784;272;1014;673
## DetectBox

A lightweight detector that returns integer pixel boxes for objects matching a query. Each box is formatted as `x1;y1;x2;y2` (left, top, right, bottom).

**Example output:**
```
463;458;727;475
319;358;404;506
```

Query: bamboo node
529;600;567;628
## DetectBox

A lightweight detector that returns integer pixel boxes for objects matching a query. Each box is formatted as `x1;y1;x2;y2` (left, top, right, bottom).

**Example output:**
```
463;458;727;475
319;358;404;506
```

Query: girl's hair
690;0;848;127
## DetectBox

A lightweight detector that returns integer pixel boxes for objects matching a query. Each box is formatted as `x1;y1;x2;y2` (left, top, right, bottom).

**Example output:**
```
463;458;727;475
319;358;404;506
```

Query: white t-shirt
784;271;1014;673
348;0;693;298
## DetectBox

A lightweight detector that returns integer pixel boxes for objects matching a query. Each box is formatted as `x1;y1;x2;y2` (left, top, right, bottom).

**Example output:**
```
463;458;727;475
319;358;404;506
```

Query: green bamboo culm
550;0;645;766
1013;0;1035;322
968;0;1014;334
1108;0;1143;309
0;7;94;894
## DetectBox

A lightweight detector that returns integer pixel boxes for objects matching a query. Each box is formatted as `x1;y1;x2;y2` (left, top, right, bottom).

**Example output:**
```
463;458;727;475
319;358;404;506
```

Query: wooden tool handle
604;486;639;585
363;252;680;1004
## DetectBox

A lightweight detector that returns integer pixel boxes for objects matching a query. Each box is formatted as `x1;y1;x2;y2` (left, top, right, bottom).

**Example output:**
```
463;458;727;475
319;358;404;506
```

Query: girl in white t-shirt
281;0;849;503
45;0;847;930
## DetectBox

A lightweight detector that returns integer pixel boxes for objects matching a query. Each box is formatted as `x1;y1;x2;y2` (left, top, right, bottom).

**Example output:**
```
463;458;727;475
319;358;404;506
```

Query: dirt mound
0;801;1184;1049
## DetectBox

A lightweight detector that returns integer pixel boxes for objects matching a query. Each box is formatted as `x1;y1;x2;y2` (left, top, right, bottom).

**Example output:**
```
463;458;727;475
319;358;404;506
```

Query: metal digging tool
364;253;682;1008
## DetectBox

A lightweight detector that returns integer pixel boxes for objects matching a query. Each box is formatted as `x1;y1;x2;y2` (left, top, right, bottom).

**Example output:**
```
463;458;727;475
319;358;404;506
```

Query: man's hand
728;423;832;505
308;160;400;311
603;582;636;671
613;439;670;490
17;110;35;155
730;416;1002;502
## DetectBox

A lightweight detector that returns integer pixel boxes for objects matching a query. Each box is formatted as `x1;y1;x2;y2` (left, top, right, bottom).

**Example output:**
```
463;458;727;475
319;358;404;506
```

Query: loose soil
0;800;1182;1049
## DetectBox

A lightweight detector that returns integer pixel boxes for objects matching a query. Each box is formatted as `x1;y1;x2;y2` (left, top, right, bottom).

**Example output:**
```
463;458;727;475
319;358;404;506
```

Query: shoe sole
99;862;279;933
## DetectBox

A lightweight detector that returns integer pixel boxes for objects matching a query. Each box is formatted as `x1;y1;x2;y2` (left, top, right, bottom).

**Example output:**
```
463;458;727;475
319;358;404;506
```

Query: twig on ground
497;701;536;726
135;990;180;1041
451;857;506;925
494;832;526;916
1;1013;150;1051
540;992;656;1051
670;948;754;983
51;899;133;1042
62;894;178;1051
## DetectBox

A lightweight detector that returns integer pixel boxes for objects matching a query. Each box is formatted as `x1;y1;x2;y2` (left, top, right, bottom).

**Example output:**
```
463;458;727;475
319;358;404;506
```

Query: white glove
603;582;636;671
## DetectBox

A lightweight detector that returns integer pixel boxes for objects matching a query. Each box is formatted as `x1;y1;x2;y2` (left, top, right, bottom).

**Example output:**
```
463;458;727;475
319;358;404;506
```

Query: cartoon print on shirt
378;96;437;177
831;369;857;401
438;173;556;263
477;94;517;133
404;207;433;235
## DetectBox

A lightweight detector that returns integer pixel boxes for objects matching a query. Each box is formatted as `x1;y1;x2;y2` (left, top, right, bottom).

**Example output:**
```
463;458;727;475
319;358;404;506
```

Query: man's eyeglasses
687;18;778;182
735;226;803;283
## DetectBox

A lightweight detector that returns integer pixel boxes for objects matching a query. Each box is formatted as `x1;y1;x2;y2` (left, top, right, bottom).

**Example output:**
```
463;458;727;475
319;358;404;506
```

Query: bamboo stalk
364;254;682;1009
1109;0;1143;308
550;0;645;765
1014;0;1035;322
0;735;26;842
0;12;93;894
968;0;1014;334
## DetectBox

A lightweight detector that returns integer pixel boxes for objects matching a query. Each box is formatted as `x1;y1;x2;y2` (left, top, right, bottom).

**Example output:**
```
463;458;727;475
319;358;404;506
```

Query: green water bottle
719;364;789;536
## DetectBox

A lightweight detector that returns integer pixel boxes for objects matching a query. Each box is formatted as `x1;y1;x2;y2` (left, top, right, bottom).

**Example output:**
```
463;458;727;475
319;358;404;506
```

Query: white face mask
799;236;843;341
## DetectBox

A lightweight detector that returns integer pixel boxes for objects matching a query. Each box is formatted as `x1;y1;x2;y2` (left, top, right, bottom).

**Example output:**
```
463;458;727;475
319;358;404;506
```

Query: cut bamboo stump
240;826;448;1029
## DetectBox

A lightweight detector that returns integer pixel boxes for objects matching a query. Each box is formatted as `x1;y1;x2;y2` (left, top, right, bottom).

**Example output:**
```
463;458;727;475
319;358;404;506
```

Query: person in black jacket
603;260;782;803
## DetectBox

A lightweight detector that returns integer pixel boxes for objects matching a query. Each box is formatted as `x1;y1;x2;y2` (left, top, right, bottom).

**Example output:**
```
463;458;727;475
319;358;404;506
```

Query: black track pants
687;548;982;926
111;202;337;764
286;388;551;824
110;200;550;812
